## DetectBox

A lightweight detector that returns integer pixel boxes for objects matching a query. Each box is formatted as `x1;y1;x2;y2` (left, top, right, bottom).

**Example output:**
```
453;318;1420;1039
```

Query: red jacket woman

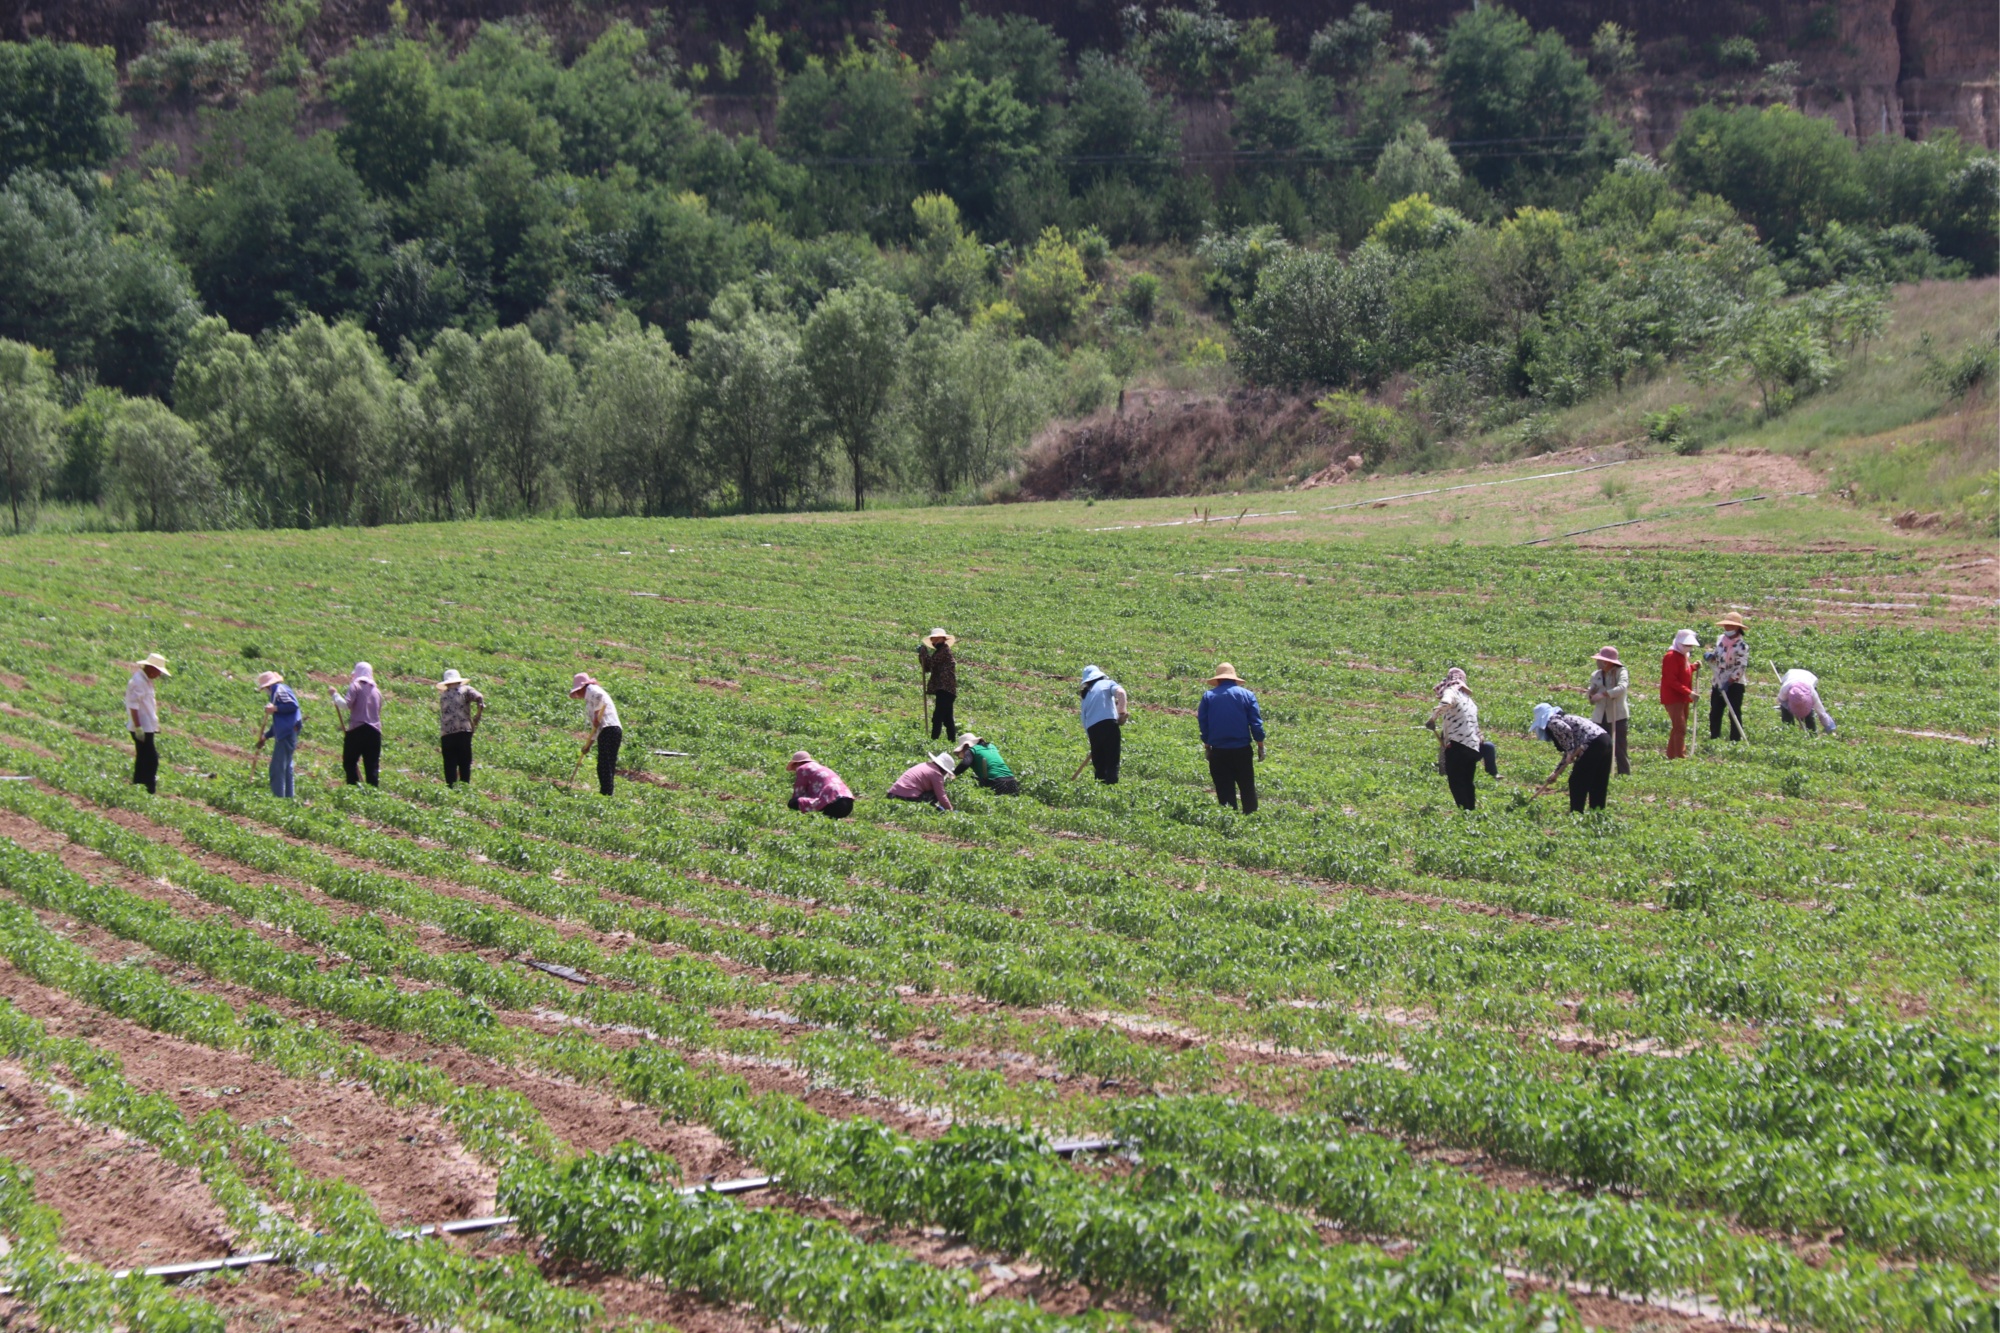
1659;630;1701;759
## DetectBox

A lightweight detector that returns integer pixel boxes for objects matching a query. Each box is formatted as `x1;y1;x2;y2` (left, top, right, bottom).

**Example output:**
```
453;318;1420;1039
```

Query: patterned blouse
1708;632;1749;687
1432;686;1482;750
438;684;484;736
918;642;957;695
1544;711;1608;758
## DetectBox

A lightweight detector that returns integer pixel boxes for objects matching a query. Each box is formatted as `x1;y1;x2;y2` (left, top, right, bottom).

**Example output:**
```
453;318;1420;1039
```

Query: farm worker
1586;646;1632;776
569;672;623;797
1530;703;1613;813
1659;631;1701;759
124;652;170;794
436;669;484;786
1427;667;1484;811
1197;663;1264;814
1079;665;1129;784
1775;668;1838;734
1428;666;1498;781
787;751;855;818
917;628;959;743
1705;615;1750;741
331;661;383;787
253;671;304;799
955;732;1019;795
886;752;956;811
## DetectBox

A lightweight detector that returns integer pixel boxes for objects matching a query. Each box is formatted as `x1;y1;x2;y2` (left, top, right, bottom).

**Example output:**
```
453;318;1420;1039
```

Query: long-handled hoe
558;750;584;793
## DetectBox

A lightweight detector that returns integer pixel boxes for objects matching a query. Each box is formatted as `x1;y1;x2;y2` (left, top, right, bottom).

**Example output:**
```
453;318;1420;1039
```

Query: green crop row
0;1156;225;1332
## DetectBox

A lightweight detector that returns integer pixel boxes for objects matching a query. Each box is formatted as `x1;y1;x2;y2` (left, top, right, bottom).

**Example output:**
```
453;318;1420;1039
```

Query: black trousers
1480;740;1498;776
131;732;158;793
1207;745;1258;813
928;692;957;741
441;731;473;785
1444;741;1479;810
1777;706;1819;733
977;775;1020;794
1709;683;1746;740
1087;719;1122;783
342;724;381;786
1569;736;1614;812
791;794;855;818
596;725;622;796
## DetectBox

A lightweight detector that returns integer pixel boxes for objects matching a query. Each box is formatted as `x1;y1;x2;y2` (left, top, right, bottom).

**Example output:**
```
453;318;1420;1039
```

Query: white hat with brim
923;628;956;645
254;671;285;689
134;652;171;676
1207;662;1245;686
568;672;597;698
956;732;981;748
929;752;957;775
1671;629;1700;651
437;669;471;690
1080;665;1106;685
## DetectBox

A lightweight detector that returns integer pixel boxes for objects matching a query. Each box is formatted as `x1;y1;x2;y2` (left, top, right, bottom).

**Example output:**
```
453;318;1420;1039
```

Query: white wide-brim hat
437;668;471;690
134;652;171;676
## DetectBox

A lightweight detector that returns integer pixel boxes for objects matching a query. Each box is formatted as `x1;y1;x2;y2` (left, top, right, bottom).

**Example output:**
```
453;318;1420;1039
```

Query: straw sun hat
923;627;956;645
133;652;171;676
253;671;285;689
1206;662;1245;685
1717;614;1747;632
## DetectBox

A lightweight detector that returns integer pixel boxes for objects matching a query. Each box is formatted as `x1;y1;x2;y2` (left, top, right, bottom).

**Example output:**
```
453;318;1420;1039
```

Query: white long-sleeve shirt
124;670;158;734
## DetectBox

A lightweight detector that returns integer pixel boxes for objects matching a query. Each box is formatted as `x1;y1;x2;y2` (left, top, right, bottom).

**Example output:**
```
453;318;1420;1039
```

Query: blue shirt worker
1196;662;1265;813
1078;665;1129;784
253;670;304;798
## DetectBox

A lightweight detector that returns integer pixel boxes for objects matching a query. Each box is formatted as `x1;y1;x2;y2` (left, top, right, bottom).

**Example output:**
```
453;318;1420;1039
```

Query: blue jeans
268;731;297;798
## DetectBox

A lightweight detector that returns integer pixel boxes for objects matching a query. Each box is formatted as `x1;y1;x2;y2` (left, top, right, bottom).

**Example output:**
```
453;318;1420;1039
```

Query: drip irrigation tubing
1517;491;1824;546
1085;460;1632;532
49;1140;1125;1289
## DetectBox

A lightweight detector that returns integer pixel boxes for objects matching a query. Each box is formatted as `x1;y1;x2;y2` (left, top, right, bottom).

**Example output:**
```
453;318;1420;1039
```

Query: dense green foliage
0;6;1992;528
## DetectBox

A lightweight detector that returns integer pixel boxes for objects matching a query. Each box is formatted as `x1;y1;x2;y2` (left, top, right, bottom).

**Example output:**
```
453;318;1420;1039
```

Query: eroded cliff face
2;0;1993;147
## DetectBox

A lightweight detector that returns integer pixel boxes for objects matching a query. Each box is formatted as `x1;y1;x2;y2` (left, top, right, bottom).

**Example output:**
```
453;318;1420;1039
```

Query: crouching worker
787;751;855;818
886;752;956;811
955;732;1019;794
1776;668;1837;734
1530;703;1613;813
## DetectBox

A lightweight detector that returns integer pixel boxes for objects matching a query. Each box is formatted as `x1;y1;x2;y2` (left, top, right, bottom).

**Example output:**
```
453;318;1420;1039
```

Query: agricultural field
0;474;1992;1332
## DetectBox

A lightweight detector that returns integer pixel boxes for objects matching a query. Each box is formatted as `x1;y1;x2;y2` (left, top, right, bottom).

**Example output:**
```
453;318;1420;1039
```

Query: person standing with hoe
1197;663;1264;813
569;672;622;796
1705;615;1750;742
1586;646;1631;776
436;669;483;786
1427;667;1484;810
124;652;170;794
1530;703;1614;812
252;671;304;798
331;661;384;787
917;629;958;743
1078;666;1129;784
1659;631;1700;759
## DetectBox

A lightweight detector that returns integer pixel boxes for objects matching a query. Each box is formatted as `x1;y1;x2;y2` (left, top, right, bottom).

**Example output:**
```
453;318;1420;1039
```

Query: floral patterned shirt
1544;711;1608;758
918;642;957;695
1431;686;1482;750
1707;632;1749;687
438;684;484;736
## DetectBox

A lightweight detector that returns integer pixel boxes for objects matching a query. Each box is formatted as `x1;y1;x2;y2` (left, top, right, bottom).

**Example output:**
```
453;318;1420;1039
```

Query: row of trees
1;273;1051;532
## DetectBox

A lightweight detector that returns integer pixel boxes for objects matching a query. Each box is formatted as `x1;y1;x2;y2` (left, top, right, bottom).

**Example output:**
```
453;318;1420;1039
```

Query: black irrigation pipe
66;1140;1125;1288
1518;493;1780;546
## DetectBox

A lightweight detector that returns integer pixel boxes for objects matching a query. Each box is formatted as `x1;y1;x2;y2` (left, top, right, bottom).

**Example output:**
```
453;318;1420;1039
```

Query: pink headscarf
1434;666;1470;701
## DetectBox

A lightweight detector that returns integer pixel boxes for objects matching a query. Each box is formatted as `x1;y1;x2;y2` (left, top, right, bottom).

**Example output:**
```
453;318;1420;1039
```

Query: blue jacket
265;684;302;739
1198;683;1264;749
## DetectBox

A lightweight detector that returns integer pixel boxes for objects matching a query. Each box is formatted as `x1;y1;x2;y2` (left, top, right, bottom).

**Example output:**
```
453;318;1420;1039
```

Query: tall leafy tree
261;315;401;525
1667;104;1865;251
330;38;461;200
469;325;573;514
106;396;223;531
572;315;698;516
0;339;56;532
1439;6;1600;191
802;281;910;511
0;40;126;179
916;74;1039;229
689;288;822;513
776;48;919;238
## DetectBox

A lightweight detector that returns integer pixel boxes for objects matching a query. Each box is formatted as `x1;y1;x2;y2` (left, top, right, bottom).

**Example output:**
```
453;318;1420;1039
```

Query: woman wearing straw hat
331;661;384;787
124;652;170;794
1704;615;1750;741
917;628;959;742
1530;703;1613;812
435;669;484;787
1585;646;1632;776
1659;631;1701;759
787;751;855;818
1078;665;1129;784
569;672;622;796
886;751;957;811
1197;663;1265;813
252;670;304;798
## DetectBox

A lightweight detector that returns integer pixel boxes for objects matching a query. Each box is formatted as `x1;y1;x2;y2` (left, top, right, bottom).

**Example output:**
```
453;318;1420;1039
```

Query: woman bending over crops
1530;703;1613;813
